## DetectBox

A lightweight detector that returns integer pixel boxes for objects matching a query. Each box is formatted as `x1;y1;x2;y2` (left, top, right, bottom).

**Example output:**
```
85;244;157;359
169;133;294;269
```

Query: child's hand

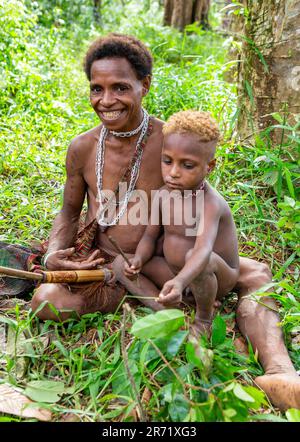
157;278;183;307
124;256;142;279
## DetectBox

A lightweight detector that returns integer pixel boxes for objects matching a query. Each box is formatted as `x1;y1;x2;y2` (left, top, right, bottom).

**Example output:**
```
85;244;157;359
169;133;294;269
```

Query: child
121;110;239;334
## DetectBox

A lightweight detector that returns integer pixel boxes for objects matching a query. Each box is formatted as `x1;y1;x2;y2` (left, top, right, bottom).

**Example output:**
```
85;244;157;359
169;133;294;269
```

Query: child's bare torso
159;183;239;272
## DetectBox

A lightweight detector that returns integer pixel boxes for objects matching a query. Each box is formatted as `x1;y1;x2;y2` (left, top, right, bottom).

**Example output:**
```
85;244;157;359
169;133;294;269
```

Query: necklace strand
96;109;150;228
110;109;147;138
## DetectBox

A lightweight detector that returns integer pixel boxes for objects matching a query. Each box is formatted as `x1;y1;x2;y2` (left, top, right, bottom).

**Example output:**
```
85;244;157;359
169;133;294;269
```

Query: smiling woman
89;57;150;132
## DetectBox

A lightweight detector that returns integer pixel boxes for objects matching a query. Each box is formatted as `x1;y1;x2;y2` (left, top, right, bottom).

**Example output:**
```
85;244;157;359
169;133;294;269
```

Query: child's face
162;132;216;191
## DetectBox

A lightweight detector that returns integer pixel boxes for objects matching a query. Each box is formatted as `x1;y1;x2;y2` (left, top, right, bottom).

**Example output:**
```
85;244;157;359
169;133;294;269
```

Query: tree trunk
163;0;210;31
93;0;102;24
237;0;300;142
163;0;174;26
193;0;210;30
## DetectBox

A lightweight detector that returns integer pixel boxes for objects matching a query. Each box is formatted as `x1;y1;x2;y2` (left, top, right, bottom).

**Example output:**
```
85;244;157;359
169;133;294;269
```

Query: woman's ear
207;158;216;173
142;75;151;96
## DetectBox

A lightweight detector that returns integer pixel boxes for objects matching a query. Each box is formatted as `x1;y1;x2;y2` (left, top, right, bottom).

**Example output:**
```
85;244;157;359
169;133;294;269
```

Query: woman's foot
255;372;300;411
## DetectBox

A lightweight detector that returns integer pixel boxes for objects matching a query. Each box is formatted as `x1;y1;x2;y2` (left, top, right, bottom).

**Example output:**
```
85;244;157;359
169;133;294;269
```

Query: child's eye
183;163;195;169
162;158;171;164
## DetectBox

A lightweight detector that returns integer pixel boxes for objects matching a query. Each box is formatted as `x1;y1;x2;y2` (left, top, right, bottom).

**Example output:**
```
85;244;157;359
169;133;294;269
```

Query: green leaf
168;393;190;422
166;330;188;358
186;341;203;369
111;360;141;398
244;80;254;106
130;309;185;339
286;408;300;422
252;414;288;422
0;315;17;329
283;167;295;199
211;315;226;347
24;380;65;403
233;383;255;403
242;385;268;408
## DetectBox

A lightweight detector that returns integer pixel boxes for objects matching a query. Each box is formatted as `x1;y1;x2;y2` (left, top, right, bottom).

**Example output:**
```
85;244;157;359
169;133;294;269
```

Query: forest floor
0;1;299;422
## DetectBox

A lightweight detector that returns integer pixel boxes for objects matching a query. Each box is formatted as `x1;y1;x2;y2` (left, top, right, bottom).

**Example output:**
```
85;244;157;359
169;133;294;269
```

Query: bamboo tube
43;269;112;283
0;266;112;284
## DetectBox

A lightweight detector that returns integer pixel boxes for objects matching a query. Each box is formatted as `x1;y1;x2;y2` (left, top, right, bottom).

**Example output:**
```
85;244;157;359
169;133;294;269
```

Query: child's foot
190;318;212;338
255;372;300;411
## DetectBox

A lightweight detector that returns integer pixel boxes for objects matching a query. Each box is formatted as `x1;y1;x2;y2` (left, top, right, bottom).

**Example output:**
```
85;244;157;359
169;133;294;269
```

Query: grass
0;0;299;422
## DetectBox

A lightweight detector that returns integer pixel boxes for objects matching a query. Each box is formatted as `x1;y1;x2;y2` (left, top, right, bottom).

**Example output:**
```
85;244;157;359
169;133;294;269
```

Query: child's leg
112;254;175;311
188;250;239;335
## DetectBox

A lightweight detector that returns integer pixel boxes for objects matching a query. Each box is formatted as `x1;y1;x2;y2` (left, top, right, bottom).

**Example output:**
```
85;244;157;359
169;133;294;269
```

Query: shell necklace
96;109;150;230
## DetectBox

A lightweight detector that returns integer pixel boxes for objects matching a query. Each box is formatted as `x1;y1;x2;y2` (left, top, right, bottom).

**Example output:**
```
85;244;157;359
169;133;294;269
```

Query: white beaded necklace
110;108;147;137
96;109;150;230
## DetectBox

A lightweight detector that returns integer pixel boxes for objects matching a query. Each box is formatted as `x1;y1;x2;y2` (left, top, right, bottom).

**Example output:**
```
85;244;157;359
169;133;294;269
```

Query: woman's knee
237;258;272;295
31;284;60;313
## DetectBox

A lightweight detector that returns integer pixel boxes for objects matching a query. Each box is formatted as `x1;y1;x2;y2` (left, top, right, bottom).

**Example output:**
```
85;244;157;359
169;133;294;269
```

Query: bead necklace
172;181;206;199
96;110;150;230
110;108;147;138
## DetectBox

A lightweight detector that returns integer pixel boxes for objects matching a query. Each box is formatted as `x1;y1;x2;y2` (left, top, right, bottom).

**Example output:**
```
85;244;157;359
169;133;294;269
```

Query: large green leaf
24;380;65;403
130;309;185;339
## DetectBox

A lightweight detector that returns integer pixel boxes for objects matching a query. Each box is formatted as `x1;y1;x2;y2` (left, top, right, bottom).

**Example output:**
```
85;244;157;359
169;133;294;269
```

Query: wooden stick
108;236;139;286
108;235;131;266
0;265;43;281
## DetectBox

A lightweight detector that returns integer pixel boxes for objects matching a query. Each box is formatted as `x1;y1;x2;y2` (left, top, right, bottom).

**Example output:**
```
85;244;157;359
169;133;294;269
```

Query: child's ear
207;159;216;174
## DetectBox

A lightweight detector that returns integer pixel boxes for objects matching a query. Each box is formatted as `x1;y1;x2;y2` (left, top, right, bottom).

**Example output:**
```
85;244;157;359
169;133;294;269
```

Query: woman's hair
84;33;153;80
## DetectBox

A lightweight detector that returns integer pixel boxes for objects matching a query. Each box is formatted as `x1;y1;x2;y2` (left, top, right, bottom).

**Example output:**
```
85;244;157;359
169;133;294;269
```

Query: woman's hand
45;248;105;271
157;278;183;307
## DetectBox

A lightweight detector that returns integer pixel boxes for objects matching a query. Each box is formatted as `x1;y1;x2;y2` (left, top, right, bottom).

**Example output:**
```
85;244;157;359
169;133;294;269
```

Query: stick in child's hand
108;235;140;286
108;235;132;267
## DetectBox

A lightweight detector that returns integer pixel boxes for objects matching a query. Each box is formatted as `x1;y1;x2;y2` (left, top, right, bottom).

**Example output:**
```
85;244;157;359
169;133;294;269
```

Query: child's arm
124;192;162;277
158;198;222;305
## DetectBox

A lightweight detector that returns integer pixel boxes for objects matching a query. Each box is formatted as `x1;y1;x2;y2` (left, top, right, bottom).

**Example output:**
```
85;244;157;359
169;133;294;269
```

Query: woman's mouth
99;110;124;121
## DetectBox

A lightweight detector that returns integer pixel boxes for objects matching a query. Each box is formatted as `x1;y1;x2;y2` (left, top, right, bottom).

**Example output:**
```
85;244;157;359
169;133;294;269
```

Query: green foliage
0;0;299;422
131;309;185;339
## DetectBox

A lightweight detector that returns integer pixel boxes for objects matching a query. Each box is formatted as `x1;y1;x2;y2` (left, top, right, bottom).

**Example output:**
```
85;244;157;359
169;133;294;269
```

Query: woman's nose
100;90;115;107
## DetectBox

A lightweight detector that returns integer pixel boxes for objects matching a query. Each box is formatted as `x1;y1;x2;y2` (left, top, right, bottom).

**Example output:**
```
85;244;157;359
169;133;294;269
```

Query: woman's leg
235;257;300;410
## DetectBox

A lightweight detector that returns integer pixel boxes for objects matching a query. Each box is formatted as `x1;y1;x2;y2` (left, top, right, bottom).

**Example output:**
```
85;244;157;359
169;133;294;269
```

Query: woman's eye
116;85;128;92
91;86;102;93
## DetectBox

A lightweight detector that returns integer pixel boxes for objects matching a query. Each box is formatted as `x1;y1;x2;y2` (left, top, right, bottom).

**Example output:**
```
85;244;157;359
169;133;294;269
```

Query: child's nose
170;165;180;178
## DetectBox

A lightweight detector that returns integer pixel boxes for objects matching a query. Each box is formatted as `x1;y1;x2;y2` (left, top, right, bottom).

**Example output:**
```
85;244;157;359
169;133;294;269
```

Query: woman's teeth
101;111;122;120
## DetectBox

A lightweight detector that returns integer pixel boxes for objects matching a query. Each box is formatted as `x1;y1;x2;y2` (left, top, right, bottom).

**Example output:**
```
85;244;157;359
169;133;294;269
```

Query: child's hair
163;110;220;142
84;33;153;81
